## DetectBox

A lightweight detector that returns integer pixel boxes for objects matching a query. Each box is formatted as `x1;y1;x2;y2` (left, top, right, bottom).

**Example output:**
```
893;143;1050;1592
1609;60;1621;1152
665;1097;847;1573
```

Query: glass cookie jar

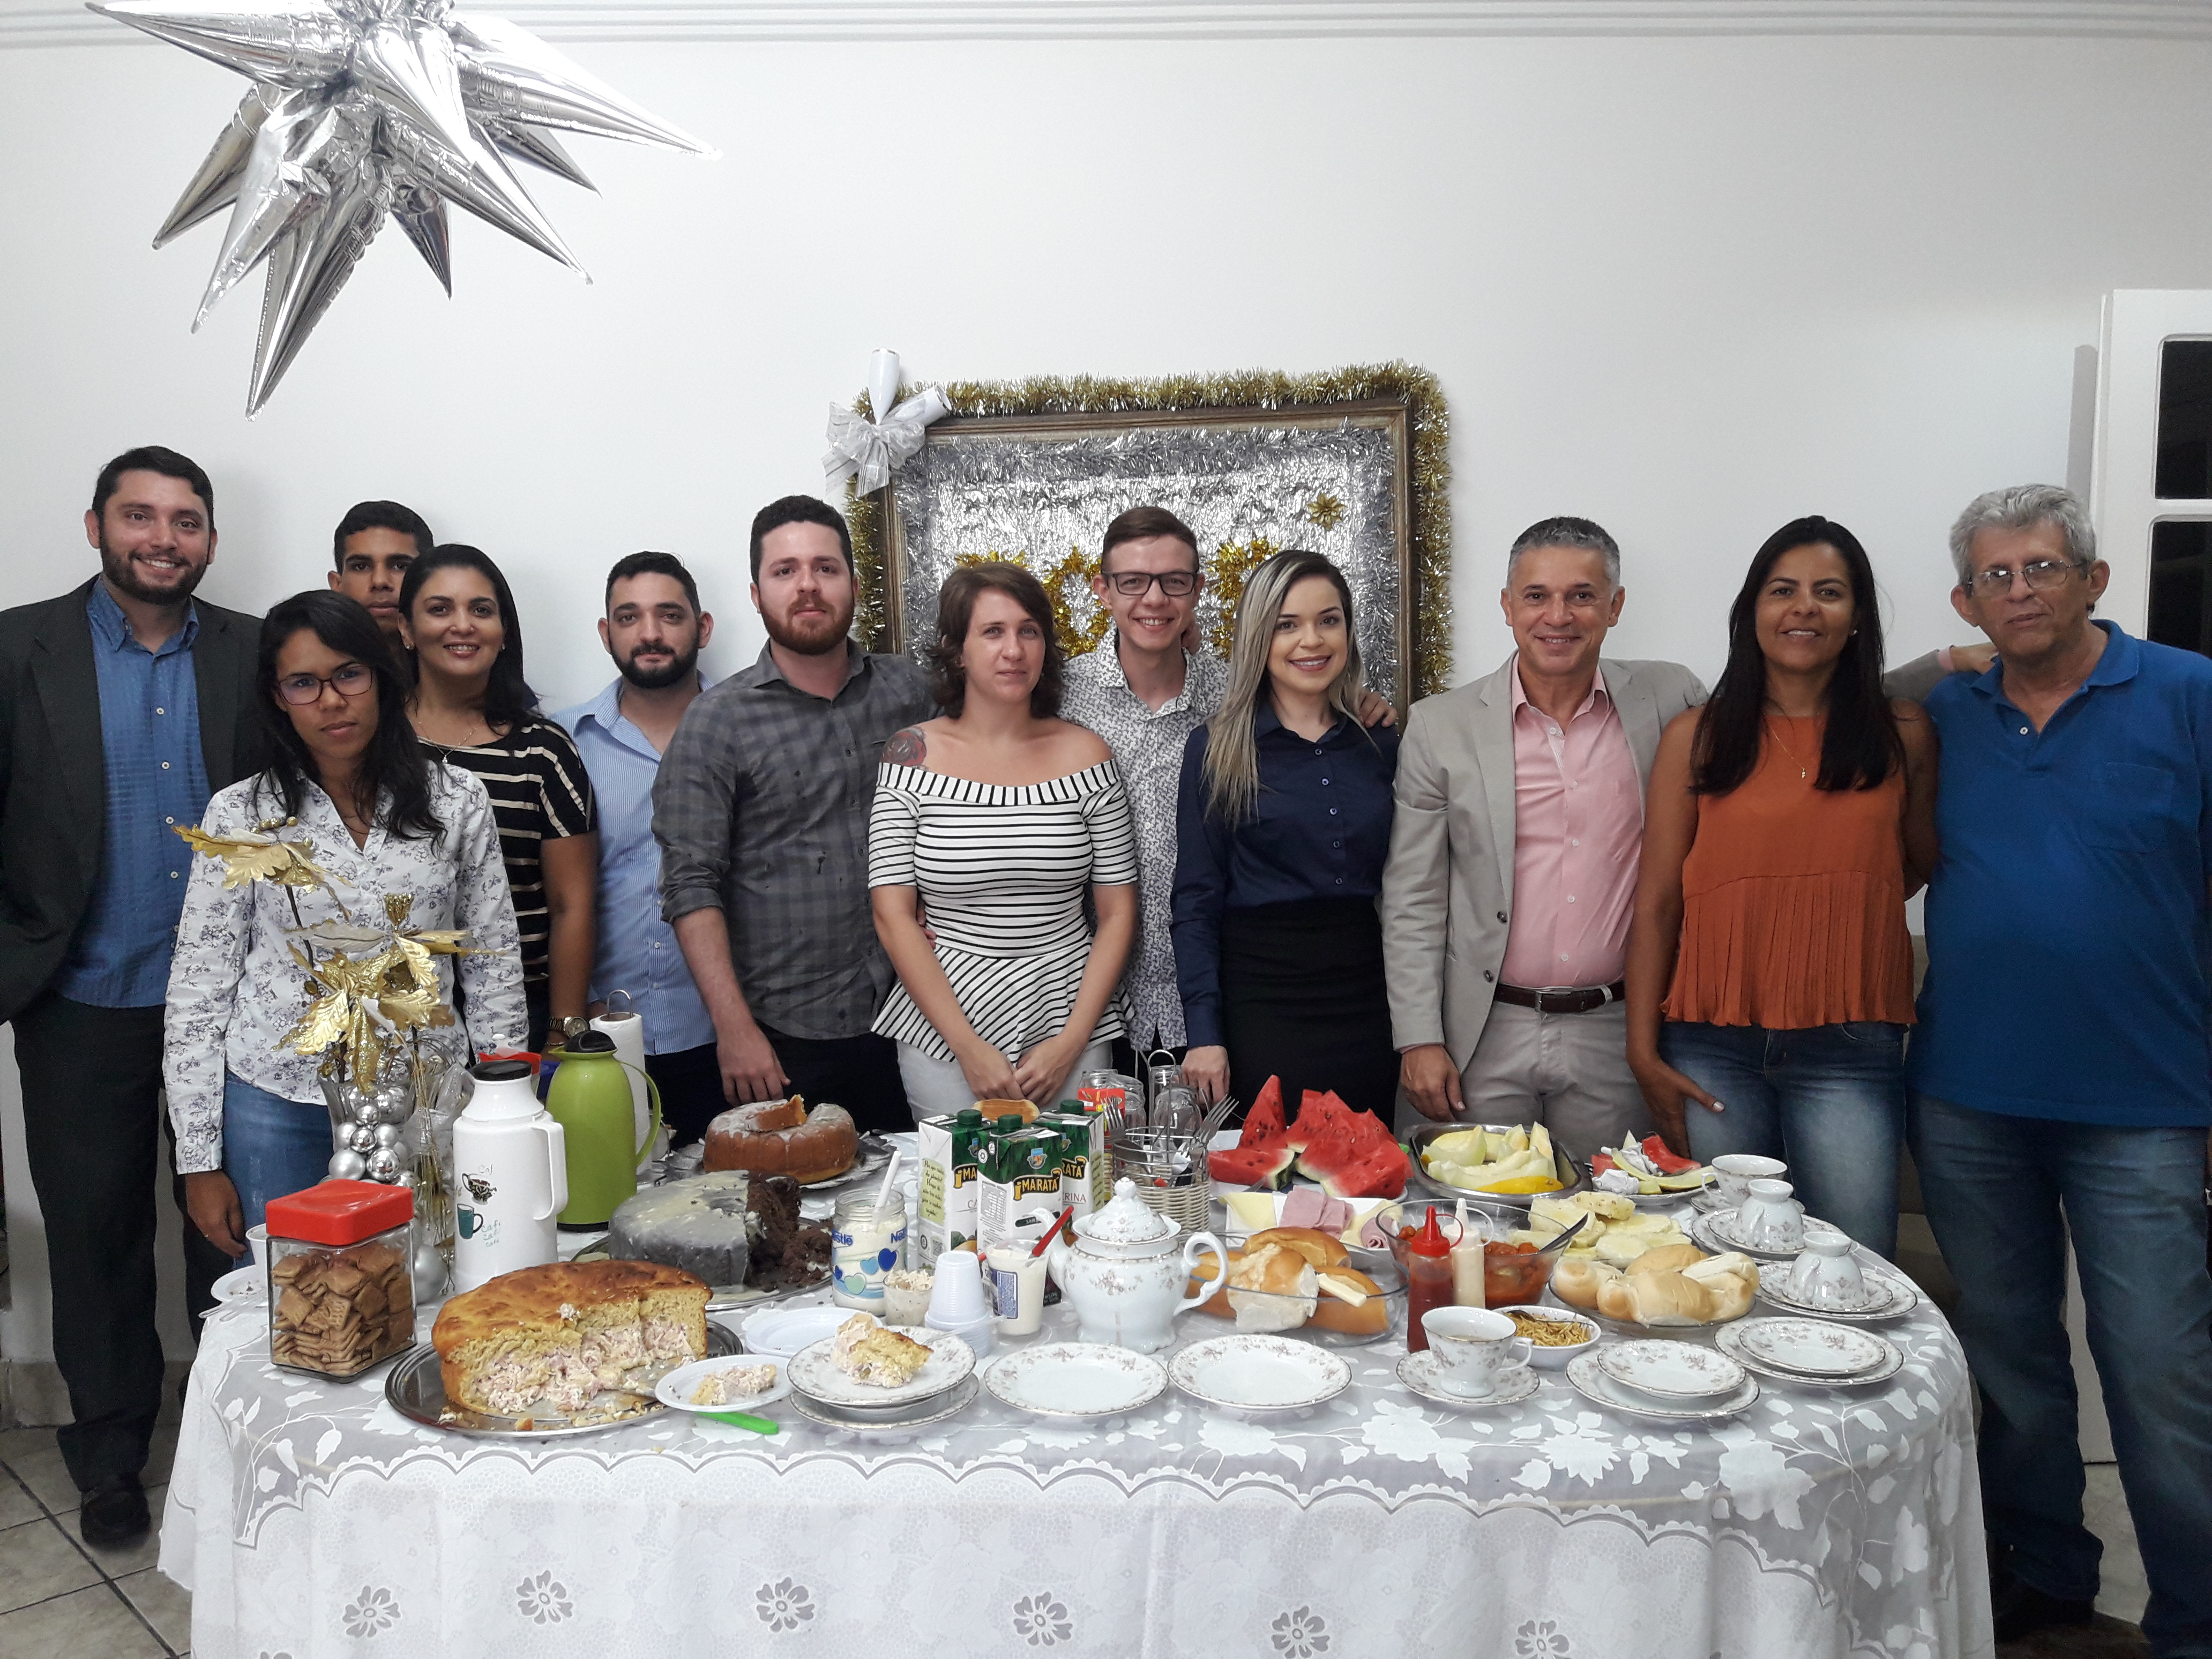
263;1180;419;1379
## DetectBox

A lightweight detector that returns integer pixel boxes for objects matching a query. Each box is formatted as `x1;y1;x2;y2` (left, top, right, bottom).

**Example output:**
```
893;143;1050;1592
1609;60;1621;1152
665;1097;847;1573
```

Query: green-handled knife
703;1411;780;1434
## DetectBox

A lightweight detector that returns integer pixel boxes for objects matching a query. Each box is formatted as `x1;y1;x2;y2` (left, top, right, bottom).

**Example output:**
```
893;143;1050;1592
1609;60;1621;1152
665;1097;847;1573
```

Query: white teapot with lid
1047;1178;1226;1351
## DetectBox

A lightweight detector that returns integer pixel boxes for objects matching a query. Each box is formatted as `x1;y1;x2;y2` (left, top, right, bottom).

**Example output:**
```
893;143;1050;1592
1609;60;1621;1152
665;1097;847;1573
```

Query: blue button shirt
1171;706;1399;1047
1911;622;2212;1127
54;584;211;1008
556;678;715;1055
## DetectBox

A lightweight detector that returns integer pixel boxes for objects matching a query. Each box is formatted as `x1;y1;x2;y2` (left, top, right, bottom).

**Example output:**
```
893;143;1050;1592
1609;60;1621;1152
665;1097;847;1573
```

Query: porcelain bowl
1491;1305;1600;1370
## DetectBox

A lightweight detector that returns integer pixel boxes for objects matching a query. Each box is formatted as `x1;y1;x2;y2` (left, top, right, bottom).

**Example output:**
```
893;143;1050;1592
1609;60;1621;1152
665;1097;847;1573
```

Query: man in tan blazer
1382;518;1703;1162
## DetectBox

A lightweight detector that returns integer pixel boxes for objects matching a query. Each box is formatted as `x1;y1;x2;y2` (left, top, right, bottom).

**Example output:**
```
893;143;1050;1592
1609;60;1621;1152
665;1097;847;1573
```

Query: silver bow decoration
824;348;952;496
92;0;716;414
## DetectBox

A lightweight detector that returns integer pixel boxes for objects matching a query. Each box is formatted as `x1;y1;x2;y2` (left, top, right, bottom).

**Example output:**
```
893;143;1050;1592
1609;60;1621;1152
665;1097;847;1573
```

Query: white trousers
897;1040;1114;1126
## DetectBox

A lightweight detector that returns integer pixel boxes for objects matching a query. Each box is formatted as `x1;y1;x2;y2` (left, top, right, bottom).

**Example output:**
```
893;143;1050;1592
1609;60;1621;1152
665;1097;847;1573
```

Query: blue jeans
1660;1020;1904;1256
222;1074;335;1232
1910;1092;2212;1658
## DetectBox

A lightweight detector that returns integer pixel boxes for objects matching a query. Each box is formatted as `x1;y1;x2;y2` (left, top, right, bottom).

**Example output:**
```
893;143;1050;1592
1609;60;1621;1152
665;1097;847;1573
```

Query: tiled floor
0;1429;2154;1656
0;1413;190;1659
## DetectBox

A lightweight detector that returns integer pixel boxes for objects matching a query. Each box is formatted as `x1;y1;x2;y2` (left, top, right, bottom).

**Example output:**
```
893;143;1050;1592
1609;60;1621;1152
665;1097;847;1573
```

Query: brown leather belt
1494;981;1626;1015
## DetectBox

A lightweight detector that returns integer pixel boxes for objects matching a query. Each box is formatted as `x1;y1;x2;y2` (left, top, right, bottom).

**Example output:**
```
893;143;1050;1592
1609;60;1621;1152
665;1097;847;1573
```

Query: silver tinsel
894;419;1404;704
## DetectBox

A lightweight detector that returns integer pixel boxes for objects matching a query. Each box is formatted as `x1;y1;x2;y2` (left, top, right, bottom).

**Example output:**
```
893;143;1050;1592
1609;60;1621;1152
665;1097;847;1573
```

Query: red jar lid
265;1180;414;1246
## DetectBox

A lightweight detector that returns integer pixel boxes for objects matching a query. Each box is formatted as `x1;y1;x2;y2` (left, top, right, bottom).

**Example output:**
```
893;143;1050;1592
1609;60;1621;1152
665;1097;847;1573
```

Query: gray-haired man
1382;517;1705;1164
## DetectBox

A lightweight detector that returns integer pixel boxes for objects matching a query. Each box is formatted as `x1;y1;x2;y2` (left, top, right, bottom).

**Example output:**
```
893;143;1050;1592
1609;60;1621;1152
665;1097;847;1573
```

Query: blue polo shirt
1910;622;2212;1127
555;678;715;1055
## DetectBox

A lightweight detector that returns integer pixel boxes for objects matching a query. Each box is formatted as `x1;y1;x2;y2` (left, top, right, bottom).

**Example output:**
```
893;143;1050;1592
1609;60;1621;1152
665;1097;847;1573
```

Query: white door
2092;289;2212;651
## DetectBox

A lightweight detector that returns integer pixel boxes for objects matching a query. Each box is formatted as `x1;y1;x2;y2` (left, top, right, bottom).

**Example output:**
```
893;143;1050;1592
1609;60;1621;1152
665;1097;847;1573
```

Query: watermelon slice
1640;1134;1699;1175
1317;1146;1410;1200
1241;1077;1290;1150
1289;1090;1409;1198
1207;1143;1297;1186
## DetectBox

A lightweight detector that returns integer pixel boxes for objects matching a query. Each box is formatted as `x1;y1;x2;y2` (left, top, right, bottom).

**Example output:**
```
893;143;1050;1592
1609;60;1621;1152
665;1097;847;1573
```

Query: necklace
1766;714;1815;781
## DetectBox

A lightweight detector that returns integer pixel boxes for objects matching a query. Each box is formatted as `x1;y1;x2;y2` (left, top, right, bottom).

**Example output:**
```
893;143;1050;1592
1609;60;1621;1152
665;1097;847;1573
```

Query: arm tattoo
883;726;927;767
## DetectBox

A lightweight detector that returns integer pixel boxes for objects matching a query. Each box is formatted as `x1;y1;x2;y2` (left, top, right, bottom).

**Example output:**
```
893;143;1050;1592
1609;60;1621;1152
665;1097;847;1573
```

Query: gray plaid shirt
1062;636;1228;1051
654;642;933;1041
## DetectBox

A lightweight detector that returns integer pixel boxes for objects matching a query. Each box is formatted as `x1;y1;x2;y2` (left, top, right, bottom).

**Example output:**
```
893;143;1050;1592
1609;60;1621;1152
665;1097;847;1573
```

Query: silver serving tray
796;1132;896;1197
1404;1123;1587;1209
386;1322;742;1438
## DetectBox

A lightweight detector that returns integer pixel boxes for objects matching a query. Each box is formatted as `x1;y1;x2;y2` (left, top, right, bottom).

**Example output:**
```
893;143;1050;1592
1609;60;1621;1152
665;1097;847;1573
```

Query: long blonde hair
1201;549;1365;824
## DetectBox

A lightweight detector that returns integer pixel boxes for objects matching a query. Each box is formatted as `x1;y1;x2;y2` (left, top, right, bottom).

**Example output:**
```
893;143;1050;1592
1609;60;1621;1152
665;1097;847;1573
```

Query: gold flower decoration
175;819;346;905
1305;492;1347;532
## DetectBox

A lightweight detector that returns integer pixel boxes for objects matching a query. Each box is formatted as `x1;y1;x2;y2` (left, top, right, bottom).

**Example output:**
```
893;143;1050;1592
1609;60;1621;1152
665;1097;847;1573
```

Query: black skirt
1219;896;1398;1126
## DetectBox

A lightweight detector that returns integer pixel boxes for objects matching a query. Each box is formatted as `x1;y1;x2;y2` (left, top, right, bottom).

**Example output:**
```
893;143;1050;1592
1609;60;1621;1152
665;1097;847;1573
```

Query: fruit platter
1588;1136;1714;1206
1404;1122;1584;1206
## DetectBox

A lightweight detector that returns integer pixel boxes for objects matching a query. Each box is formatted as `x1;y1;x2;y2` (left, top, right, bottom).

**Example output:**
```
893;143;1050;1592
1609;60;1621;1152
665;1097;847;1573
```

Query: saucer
787;1374;979;1436
1396;1350;1542;1410
983;1343;1168;1419
1729;1317;1888;1377
1597;1339;1746;1402
1566;1351;1759;1423
212;1265;266;1305
1753;1262;1918;1322
1693;1208;1848;1261
1169;1335;1351;1413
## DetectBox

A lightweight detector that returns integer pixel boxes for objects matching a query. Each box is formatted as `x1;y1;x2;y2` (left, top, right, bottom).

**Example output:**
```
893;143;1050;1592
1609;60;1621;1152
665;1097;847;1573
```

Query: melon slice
1240;1077;1290;1150
1208;1143;1297;1186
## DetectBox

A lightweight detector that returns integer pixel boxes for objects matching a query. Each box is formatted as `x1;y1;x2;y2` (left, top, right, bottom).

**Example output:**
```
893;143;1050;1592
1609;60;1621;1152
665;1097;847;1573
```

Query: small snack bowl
1491;1305;1599;1370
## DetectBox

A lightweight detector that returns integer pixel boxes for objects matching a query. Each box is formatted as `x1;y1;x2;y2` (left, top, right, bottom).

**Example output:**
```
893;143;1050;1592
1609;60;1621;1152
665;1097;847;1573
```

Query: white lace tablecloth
161;1258;1992;1659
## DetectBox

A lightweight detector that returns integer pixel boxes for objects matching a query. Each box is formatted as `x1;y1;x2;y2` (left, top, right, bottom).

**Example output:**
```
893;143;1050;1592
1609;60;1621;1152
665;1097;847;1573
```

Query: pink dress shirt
1497;661;1645;990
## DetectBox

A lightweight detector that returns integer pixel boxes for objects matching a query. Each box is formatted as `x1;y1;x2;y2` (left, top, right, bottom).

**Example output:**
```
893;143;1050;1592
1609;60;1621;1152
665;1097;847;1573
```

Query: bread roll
1683;1252;1758;1321
1596;1268;1715;1327
1551;1256;1621;1311
1244;1226;1349;1268
1627;1243;1707;1277
1309;1264;1388;1335
1225;1244;1317;1332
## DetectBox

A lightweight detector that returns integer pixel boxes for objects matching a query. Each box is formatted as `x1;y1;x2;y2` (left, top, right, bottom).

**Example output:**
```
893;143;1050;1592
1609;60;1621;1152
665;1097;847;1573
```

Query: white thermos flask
451;1059;567;1292
591;992;653;1154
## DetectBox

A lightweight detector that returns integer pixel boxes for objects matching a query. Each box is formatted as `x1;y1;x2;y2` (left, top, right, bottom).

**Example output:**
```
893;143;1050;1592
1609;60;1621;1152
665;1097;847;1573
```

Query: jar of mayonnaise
832;1192;908;1310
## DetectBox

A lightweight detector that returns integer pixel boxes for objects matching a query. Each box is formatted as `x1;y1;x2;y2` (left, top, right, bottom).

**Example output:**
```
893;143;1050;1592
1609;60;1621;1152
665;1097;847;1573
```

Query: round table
160;1246;1992;1657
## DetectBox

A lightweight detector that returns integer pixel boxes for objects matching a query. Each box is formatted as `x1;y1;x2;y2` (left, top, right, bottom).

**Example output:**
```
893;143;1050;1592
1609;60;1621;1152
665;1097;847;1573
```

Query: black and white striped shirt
421;718;596;984
868;759;1138;1063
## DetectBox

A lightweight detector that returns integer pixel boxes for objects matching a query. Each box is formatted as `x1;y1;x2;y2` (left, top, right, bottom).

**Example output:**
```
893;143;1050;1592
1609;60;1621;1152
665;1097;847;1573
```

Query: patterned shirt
419;718;596;985
54;583;211;1007
163;764;526;1174
653;643;934;1041
1061;637;1228;1049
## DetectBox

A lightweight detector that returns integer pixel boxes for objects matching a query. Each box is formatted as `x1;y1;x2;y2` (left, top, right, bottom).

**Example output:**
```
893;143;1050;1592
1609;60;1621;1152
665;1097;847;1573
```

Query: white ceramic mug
1712;1154;1787;1208
986;1245;1048;1335
1422;1307;1533;1398
1735;1178;1806;1253
1785;1234;1868;1309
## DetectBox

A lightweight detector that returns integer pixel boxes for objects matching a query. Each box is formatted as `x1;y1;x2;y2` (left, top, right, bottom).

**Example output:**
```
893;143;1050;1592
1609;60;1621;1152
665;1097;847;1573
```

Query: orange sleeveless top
1664;714;1915;1029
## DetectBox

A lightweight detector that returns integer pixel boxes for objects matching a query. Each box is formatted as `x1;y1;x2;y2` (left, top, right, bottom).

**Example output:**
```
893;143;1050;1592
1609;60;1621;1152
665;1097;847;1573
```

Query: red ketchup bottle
1404;1206;1455;1352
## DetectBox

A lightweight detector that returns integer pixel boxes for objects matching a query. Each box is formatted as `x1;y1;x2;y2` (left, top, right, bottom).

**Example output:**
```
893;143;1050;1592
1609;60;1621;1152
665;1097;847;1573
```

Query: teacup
1712;1154;1787;1209
1734;1178;1806;1253
1784;1234;1869;1309
1422;1307;1533;1399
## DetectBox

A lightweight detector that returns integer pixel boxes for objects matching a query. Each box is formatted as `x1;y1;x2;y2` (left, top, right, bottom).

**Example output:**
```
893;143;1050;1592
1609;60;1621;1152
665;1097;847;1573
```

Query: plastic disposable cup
985;1245;1048;1335
245;1224;270;1266
925;1249;988;1324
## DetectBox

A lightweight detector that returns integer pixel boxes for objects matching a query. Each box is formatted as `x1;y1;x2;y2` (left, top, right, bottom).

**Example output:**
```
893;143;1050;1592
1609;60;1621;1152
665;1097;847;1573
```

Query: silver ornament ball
372;1122;404;1149
347;1123;379;1154
327;1148;368;1180
364;1146;403;1183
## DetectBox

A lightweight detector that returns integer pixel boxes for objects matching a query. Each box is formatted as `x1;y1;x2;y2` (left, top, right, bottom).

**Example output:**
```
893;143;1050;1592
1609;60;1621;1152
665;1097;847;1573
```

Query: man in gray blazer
0;447;263;1547
1382;518;1701;1163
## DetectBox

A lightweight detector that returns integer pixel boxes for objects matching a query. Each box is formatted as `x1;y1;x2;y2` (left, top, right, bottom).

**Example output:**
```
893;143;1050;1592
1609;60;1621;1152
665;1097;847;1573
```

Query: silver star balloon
92;0;715;413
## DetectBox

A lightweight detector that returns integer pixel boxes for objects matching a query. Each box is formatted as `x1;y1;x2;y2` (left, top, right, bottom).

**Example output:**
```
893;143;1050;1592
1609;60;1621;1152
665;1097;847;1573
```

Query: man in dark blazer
0;446;264;1546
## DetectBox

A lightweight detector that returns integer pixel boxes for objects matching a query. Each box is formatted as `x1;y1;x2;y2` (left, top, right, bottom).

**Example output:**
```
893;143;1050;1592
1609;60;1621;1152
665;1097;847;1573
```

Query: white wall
2;25;2208;1365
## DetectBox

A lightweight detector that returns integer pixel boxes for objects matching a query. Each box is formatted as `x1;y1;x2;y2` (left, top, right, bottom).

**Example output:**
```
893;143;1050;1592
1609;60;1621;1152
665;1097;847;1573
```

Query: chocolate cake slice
745;1175;832;1290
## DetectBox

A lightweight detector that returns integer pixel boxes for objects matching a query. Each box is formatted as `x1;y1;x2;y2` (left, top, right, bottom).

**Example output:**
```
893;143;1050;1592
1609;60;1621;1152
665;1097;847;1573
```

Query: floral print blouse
163;763;527;1175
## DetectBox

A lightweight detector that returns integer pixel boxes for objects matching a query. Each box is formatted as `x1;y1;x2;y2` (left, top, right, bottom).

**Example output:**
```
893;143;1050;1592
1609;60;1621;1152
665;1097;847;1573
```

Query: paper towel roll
591;1010;651;1147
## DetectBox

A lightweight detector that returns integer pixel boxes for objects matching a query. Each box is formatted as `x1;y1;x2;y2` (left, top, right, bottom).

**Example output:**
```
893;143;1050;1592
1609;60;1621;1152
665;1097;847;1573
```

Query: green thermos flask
543;1030;662;1227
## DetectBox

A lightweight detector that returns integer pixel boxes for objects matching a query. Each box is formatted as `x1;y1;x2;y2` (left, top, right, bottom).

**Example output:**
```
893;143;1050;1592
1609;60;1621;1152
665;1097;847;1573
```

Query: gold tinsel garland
846;361;1453;697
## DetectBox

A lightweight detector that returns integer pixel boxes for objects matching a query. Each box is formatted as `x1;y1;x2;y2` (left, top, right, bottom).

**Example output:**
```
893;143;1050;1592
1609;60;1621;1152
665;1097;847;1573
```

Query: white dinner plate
654;1354;792;1413
1596;1339;1747;1401
1753;1263;1919;1322
1565;1351;1760;1423
983;1343;1168;1419
212;1265;266;1305
787;1324;975;1409
1693;1208;1849;1261
1395;1350;1542;1410
1714;1322;1905;1390
1730;1317;1890;1377
740;1304;856;1358
787;1375;980;1437
1169;1334;1351;1413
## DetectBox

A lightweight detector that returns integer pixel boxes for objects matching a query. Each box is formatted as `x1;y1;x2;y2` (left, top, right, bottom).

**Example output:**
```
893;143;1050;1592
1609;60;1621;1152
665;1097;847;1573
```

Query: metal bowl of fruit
1405;1123;1585;1209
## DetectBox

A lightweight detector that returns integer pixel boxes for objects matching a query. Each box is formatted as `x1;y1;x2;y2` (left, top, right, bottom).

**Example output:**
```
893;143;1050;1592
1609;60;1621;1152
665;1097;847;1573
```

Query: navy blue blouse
1171;706;1399;1047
